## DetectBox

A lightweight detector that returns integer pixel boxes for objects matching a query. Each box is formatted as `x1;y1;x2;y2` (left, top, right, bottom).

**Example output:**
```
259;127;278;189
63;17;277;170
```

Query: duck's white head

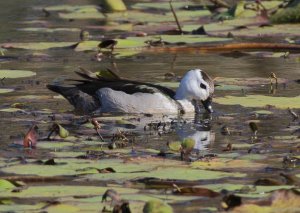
174;69;214;113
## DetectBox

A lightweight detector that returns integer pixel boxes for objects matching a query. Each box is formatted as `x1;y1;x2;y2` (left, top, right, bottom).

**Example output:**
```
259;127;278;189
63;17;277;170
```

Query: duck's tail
47;84;99;114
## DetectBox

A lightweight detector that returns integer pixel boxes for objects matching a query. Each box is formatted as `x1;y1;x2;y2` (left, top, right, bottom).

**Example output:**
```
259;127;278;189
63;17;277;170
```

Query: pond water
0;0;299;212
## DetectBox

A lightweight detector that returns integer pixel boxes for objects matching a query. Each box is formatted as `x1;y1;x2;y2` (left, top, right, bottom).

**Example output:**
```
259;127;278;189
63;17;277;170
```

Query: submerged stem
169;0;183;34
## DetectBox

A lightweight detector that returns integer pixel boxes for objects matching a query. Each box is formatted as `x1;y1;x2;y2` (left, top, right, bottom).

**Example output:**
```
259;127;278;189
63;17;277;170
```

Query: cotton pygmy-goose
47;68;214;115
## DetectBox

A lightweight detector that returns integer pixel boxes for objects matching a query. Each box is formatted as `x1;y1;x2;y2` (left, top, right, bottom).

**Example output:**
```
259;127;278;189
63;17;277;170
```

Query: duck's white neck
174;69;208;101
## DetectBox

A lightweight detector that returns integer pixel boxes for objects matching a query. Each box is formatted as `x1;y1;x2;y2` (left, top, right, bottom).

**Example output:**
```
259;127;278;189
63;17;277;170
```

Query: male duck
47;68;214;114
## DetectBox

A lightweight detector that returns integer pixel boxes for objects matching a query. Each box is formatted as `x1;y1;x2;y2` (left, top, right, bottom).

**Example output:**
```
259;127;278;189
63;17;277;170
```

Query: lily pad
44;204;80;213
37;141;75;149
43;5;99;12
0;185;138;198
215;95;300;109
0;108;25;113
191;158;265;171
215;77;288;86
0;88;14;94
18;27;81;33
0;179;16;191
131;2;190;10
127;35;232;45
0;70;36;78
216;84;249;91
1;42;75;50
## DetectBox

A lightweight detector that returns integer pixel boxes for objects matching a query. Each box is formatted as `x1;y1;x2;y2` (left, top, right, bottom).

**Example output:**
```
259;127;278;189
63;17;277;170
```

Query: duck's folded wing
72;68;176;98
47;69;176;113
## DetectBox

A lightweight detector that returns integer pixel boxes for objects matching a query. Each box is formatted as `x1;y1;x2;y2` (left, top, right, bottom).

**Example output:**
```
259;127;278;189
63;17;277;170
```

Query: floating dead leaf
254;178;283;186
173;185;220;197
97;167;116;173
23;125;38;148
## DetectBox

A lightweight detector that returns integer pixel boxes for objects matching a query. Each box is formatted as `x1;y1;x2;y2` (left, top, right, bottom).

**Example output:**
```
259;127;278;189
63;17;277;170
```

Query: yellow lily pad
0;88;14;94
191;158;265;170
0;70;36;78
44;204;80;213
18;27;80;33
214;95;300;109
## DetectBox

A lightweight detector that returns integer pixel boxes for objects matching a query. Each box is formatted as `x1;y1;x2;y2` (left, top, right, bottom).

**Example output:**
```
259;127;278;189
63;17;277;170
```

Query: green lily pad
216;84;249;91
215;95;300;109
18;27;81;33
215;77;288;86
0;88;14;94
44;5;99;12
131;1;189;10
44;204;80;213
127;35;232;45
105;10;210;23
0;70;36;78
59;11;104;19
204;183;294;198
47;5;105;19
191;158;265;171
0;179;16;191
37;141;75;149
0;185;138;198
0;203;45;212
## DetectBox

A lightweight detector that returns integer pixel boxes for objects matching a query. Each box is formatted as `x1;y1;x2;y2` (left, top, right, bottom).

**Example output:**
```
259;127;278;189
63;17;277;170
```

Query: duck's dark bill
201;97;213;113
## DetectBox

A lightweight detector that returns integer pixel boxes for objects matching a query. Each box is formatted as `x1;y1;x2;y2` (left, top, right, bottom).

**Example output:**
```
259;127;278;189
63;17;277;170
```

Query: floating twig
148;42;300;53
288;108;299;121
0;77;5;85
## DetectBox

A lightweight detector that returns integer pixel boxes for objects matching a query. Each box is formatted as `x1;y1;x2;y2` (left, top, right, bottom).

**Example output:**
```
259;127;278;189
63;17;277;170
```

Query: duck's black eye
200;83;207;89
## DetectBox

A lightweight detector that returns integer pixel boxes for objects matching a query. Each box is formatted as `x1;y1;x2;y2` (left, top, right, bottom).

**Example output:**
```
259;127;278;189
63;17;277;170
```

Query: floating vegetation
214;95;300;109
0;0;300;212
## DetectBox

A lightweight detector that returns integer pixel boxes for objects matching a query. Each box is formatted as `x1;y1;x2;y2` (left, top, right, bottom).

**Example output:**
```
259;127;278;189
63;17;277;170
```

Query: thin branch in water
169;0;183;34
1;77;5;86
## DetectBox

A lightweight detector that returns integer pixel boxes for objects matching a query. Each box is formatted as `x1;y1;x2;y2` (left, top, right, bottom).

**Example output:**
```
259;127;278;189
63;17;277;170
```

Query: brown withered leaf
173;185;220;197
23;124;38;148
97;167;116;173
